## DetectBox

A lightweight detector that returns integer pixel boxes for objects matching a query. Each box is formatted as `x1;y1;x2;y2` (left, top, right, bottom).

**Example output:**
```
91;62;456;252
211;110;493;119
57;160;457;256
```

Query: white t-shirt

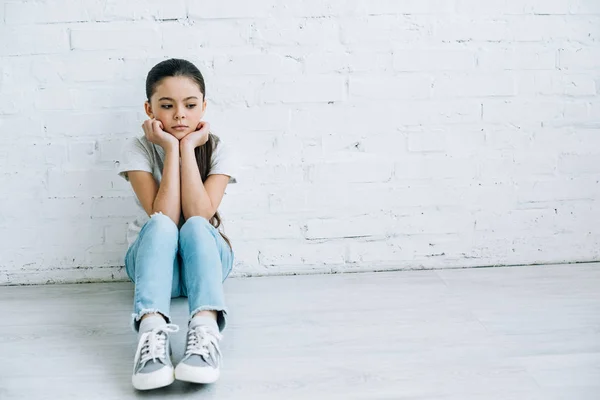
116;134;238;248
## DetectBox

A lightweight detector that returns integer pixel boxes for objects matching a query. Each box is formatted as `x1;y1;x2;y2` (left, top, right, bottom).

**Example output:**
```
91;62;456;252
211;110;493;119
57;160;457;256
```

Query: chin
169;131;187;140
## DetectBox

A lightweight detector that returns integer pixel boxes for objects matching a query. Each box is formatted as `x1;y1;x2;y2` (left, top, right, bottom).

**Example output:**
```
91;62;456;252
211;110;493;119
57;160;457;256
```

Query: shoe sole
175;363;220;384
132;366;175;390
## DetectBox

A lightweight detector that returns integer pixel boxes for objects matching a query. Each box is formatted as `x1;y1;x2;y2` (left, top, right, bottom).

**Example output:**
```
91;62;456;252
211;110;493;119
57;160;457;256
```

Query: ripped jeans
125;213;234;332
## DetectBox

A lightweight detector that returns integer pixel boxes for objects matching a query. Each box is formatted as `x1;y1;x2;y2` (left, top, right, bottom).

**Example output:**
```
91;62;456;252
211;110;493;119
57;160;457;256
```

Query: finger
152;120;162;134
142;120;152;135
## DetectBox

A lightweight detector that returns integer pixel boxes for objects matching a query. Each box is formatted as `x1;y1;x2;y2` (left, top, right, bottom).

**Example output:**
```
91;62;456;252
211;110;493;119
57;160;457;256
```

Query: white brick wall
1;0;599;285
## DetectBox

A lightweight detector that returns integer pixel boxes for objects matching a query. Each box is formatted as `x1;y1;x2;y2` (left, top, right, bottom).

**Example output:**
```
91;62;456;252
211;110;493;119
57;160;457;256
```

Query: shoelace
138;324;180;366
185;325;223;363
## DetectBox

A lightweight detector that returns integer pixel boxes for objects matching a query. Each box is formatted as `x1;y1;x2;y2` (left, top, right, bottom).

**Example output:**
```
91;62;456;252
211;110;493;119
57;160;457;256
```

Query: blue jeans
125;213;234;332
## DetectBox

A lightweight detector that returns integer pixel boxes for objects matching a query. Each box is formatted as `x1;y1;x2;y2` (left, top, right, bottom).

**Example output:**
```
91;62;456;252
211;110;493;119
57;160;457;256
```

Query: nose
174;106;186;121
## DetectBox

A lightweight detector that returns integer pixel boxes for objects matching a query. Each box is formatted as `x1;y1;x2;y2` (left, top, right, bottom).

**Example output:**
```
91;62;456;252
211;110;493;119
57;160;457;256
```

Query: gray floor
1;263;599;400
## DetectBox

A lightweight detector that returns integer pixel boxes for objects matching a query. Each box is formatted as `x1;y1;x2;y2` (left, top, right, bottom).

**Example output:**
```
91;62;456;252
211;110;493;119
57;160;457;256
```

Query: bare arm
180;143;229;221
128;119;182;225
128;143;181;225
151;144;181;224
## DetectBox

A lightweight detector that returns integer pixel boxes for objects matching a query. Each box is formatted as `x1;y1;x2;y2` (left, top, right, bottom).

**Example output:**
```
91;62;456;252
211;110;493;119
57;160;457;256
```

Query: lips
172;125;189;130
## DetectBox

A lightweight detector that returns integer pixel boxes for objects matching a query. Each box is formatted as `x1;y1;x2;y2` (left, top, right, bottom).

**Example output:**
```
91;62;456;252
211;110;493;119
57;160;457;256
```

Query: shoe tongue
189;316;219;332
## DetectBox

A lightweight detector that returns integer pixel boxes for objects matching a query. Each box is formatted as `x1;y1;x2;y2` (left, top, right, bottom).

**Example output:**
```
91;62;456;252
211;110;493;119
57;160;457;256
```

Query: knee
180;216;215;243
145;212;179;241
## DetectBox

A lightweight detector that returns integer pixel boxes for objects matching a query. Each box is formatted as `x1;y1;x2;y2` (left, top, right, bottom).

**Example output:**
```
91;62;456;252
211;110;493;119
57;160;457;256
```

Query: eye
186;104;197;109
160;104;172;109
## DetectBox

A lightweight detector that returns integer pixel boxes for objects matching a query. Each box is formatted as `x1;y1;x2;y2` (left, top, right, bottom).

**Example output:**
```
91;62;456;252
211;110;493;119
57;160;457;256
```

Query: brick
434;73;516;98
188;1;276;19
304;215;390;240
570;0;600;14
228;217;303;239
41;197;93;219
350;75;433;101
559;47;600;70
394;156;479;180
105;221;129;245
70;26;161;51
100;0;186;21
48;169;130;197
276;1;357;18
516;71;597;96
3;141;68;171
558;154;600;174
516;177;600;202
520;0;573;14
307;157;394;183
532;127;600;154
0;26;69;56
391;210;475;235
237;164;304;185
320;131;408;159
35;87;77;110
161;22;253;49
290;102;481;138
213;54;302;76
268;185;308;214
0;91;31;115
218;187;270;217
482;100;563;123
75;85;144;109
44;111;143;137
434;18;508;42
407;129;447;153
85;244;128;267
305;51;394;74
252;18;341;49
455;0;514;14
0;171;47;198
5;1;89;24
256;240;346;267
260;76;346;104
66;140;99;168
505;16;568;42
0;116;45;140
37;222;105;246
91;196;141;218
359;0;455;15
477;46;557;70
208;105;291;132
341;15;434;50
393;49;476;71
206;75;265;107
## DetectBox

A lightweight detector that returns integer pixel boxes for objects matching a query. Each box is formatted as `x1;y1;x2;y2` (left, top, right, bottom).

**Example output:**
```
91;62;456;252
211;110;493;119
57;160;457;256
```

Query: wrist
180;140;197;153
164;141;180;154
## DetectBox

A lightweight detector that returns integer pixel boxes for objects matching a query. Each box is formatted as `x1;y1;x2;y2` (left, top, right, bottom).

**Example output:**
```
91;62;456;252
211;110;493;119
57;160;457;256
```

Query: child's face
145;76;207;141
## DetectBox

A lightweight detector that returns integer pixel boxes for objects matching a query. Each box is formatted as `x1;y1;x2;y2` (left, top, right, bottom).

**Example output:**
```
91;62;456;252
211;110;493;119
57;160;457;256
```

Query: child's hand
180;121;210;150
142;119;179;150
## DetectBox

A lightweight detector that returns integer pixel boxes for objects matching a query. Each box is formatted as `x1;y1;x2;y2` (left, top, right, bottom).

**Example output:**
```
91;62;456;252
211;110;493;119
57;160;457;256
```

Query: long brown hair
146;58;232;250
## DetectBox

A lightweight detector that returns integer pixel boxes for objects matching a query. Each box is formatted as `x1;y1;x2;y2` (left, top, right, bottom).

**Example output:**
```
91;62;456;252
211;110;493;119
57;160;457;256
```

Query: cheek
152;108;168;118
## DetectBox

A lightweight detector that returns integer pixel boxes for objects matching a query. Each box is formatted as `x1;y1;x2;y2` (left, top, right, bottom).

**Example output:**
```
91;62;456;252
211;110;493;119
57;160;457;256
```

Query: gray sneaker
132;324;179;390
175;325;223;384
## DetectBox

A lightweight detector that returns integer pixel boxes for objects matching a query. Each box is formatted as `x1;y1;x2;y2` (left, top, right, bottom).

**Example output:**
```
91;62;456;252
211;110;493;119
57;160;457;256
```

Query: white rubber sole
175;363;220;384
132;366;175;391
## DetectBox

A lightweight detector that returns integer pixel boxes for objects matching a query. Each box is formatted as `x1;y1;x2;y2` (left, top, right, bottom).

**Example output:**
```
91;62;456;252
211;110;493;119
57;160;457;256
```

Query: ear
144;101;154;118
200;99;207;117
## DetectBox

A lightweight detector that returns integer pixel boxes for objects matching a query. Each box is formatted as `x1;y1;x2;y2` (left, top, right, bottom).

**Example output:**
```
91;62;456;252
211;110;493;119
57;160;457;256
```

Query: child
117;58;237;390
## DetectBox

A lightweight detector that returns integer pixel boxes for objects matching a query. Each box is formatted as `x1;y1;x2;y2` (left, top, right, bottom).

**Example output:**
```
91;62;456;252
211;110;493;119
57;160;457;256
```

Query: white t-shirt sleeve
116;137;153;182
209;138;238;183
